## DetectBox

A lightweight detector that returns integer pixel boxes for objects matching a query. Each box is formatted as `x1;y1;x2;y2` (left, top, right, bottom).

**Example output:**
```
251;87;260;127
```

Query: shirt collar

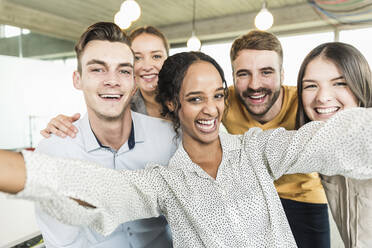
168;132;242;177
130;111;145;143
81;114;101;152
91;121;135;150
81;112;142;153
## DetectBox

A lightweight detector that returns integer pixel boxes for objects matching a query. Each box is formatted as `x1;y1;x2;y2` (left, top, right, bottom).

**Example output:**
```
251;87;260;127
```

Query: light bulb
187;35;201;51
114;11;132;29
254;7;274;30
121;0;141;22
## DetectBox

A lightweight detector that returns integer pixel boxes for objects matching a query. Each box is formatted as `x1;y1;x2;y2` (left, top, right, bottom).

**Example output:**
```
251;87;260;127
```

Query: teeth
249;94;265;99
316;107;338;114
196;119;216;131
100;94;121;99
142;75;157;79
198;119;214;125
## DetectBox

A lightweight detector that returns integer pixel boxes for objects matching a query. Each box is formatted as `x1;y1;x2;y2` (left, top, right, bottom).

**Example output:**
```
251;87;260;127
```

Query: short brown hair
75;22;131;73
129;26;170;56
230;30;283;68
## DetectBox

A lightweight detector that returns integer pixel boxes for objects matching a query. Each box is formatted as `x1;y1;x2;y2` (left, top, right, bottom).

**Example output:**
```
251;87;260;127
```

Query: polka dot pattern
14;108;372;248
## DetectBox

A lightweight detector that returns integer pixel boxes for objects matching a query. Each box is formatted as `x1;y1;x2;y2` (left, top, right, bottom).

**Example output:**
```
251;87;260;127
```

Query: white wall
0;55;86;149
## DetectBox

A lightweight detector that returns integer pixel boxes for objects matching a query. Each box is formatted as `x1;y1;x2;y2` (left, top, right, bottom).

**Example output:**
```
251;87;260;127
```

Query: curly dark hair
156;51;229;137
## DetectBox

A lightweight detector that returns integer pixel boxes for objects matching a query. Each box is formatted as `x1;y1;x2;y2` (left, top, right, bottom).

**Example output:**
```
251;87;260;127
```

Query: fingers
71;113;81;122
54;115;79;138
46;119;68;138
40;129;51;138
41;114;80;138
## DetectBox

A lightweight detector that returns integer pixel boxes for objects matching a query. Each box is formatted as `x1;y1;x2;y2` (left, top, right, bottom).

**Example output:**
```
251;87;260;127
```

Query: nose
202;99;219;116
141;57;155;71
248;74;261;91
103;72;120;87
315;86;333;103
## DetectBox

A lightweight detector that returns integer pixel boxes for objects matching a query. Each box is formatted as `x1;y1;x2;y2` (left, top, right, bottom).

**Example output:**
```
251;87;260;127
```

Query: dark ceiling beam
0;0;85;41
0;33;75;58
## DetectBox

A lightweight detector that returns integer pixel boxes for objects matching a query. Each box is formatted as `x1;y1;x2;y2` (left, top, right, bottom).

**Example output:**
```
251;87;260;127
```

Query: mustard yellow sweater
223;85;326;203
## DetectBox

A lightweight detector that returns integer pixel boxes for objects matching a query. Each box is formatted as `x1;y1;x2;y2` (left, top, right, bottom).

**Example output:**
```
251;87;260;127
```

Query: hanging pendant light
255;1;274;31
120;0;141;22
187;0;201;51
114;11;132;29
114;0;141;29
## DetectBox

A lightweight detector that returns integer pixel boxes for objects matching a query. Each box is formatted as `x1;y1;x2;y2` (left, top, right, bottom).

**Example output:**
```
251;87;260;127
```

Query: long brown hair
129;26;169;56
296;42;372;129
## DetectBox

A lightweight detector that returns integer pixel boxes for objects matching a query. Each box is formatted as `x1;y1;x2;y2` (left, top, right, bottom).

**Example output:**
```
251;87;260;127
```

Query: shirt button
127;227;130;231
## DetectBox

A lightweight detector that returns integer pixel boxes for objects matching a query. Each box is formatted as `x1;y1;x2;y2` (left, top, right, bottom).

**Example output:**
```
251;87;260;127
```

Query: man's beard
238;86;281;117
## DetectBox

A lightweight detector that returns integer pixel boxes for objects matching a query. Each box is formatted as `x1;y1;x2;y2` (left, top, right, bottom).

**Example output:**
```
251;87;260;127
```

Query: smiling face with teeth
177;61;225;146
131;33;168;95
232;49;284;123
301;57;358;122
73;40;136;121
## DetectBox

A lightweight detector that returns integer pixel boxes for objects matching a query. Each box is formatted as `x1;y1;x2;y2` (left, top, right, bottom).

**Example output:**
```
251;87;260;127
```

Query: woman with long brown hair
296;42;372;248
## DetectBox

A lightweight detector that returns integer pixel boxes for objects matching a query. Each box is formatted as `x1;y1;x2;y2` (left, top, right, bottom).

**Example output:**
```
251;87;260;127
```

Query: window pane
279;32;334;86
340;27;372;68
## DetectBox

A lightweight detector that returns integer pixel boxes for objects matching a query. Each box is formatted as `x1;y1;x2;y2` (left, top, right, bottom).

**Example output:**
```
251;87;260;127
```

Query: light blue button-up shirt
35;111;178;248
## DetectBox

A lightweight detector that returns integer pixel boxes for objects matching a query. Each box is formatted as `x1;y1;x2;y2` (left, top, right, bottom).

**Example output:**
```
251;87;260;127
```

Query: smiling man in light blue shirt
35;22;176;248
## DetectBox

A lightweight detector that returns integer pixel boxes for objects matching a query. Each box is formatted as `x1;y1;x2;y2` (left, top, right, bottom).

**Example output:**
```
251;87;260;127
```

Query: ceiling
0;0;371;57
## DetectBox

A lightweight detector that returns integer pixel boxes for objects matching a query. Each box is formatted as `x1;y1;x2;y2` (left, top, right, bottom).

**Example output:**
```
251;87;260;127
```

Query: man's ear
73;71;82;90
280;68;284;85
232;69;236;86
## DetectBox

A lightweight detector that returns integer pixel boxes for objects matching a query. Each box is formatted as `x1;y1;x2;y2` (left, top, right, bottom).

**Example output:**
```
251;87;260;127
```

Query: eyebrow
151;50;165;53
235;69;250;75
331;76;345;81
302;76;345;83
118;63;133;68
260;66;275;71
185;87;225;97
134;50;165;54
86;59;133;68
86;59;106;66
235;66;275;75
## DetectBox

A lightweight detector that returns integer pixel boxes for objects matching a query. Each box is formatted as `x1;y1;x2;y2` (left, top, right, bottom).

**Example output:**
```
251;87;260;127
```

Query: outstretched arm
2;151;163;236
40;113;80;138
0;150;94;209
0;150;26;194
244;108;372;180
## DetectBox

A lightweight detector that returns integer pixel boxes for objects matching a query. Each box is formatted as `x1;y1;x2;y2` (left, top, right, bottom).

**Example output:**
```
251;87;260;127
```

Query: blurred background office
1;0;372;247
